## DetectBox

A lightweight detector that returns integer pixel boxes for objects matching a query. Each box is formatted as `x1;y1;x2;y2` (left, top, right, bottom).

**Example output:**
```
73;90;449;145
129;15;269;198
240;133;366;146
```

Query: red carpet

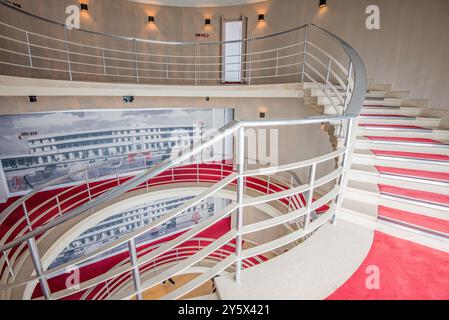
327;231;449;299
379;184;449;206
365;136;446;145
371;149;449;162
378;206;449;234
375;166;449;183
359;124;429;130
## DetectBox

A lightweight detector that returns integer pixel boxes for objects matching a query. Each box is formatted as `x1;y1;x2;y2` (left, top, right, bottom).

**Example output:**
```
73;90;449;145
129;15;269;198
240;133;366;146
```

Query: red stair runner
365;136;446;145
379;184;449;207
378;206;449;235
371;149;449;162
375;166;449;183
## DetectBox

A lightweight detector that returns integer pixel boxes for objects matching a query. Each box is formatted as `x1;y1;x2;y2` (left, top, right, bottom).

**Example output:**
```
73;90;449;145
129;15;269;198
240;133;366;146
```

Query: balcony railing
0;1;367;300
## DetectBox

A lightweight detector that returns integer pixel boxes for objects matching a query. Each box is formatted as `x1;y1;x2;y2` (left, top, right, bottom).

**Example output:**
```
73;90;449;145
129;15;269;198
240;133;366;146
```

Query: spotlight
148;16;155;23
319;0;327;8
29;96;37;103
122;96;134;103
258;14;265;22
205;19;211;26
80;3;88;12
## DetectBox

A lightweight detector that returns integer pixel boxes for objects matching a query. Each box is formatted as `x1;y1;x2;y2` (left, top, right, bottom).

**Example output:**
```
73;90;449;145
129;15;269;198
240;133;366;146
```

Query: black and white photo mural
0;108;234;201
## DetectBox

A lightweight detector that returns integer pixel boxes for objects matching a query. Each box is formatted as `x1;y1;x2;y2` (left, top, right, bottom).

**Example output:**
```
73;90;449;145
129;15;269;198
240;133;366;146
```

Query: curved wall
1;0;448;109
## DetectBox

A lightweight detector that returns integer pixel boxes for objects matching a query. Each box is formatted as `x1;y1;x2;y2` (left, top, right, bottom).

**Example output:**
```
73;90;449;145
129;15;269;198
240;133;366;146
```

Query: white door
223;20;243;83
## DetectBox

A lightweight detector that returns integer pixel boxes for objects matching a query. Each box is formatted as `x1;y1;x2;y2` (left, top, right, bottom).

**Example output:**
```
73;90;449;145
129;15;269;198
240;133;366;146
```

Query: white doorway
222;18;246;83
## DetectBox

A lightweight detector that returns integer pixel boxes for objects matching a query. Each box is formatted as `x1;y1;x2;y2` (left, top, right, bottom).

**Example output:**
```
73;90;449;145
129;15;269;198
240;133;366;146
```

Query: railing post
84;171;92;200
332;118;355;225
301;24;309;83
324;58;332;95
343;61;353;113
128;238;143;300
56;196;62;217
165;56;169;79
194;43;198;85
102;50;107;76
287;176;293;213
115;168;120;186
133;39;140;84
2;251;15;280
25;31;33;67
22;202;32;231
275;49;279;77
63;26;72;81
247;39;253;85
304;163;316;229
234;126;245;283
27;238;51;300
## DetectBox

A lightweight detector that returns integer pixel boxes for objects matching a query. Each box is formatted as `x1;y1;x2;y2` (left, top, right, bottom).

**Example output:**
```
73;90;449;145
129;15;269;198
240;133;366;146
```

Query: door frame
220;15;248;84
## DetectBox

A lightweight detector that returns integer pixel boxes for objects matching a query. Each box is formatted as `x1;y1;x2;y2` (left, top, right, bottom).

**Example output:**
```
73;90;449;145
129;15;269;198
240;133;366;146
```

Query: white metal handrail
0;1;367;300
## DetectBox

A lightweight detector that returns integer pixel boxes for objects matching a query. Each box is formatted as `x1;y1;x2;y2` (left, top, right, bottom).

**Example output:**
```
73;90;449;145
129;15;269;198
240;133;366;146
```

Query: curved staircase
338;81;449;241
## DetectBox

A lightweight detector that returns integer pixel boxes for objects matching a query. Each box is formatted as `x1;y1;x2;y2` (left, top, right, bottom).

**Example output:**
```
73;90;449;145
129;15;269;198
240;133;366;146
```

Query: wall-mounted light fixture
148;16;155;23
319;0;327;8
205;19;211;26
122;96;135;103
80;3;88;12
258;14;265;22
259;112;266;119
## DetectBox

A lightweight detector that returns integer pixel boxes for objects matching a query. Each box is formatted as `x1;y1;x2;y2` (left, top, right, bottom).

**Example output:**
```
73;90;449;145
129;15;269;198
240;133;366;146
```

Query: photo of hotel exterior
0;108;233;196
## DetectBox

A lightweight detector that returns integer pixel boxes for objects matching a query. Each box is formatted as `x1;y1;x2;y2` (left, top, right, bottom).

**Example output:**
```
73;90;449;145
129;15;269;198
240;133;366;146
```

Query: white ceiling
128;0;267;8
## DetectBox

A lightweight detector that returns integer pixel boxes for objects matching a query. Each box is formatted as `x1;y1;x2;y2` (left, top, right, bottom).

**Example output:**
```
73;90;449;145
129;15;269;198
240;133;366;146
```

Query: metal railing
0;1;367;300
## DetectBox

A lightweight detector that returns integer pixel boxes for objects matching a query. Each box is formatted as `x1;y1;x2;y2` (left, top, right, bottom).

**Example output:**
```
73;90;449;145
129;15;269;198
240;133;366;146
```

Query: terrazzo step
363;98;402;106
351;149;449;173
360;107;423;116
349;164;449;194
350;136;449;154
358;116;441;127
378;206;449;238
344;180;449;220
356;127;449;139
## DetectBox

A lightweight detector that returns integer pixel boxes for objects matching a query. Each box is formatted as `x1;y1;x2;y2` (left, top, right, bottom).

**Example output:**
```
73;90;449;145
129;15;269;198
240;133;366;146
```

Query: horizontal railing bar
243;149;345;177
241;206;336;259
243;167;342;207
160;254;235;300
48;204;235;300
109;230;237;300
242;187;339;235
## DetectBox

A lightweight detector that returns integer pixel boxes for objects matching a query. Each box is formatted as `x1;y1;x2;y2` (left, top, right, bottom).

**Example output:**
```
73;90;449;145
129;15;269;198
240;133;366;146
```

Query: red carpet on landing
327;231;449;300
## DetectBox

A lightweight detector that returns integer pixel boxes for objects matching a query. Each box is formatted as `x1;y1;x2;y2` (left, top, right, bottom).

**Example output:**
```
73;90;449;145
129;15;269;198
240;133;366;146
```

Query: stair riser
351;141;449;155
364;99;402;106
348;171;449;194
358;118;441;127
360;108;423;116
356;129;449;140
344;188;449;220
351;155;449;173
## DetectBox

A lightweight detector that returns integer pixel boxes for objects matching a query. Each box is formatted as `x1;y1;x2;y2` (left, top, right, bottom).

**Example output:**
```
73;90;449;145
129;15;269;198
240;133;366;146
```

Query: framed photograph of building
0;108;234;201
